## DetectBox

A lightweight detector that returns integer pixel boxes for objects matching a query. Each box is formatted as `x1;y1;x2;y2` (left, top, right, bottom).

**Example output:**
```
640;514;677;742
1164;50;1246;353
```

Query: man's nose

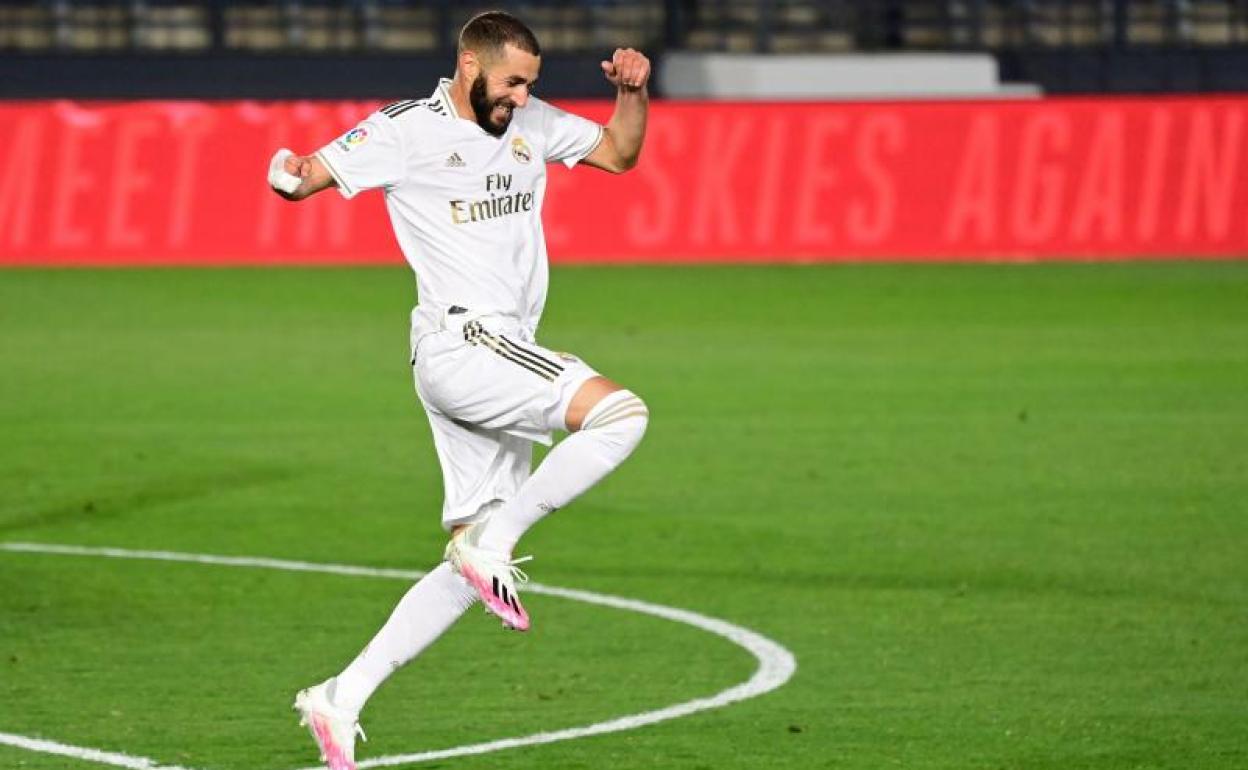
511;86;530;108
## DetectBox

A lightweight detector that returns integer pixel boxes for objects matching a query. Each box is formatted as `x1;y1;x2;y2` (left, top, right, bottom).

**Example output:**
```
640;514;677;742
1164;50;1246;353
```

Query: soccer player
265;11;650;770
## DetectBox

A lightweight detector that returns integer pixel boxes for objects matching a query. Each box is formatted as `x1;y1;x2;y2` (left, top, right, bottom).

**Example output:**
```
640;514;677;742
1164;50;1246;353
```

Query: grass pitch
1;263;1246;770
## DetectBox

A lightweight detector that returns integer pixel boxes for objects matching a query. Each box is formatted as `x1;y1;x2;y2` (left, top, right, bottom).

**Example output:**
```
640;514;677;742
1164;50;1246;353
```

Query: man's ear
459;49;480;80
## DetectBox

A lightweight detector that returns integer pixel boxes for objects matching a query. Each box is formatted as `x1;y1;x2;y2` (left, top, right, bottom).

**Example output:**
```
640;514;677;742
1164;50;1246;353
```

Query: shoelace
461;541;533;586
503;553;534;585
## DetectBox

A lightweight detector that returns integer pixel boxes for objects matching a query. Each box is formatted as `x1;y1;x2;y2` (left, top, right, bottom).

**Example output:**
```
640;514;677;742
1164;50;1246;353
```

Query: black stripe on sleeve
386;102;421;119
380;99;417;117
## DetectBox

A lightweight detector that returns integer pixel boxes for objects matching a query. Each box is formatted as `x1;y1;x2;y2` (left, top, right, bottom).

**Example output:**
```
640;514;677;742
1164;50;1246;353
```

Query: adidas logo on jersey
445;152;466;168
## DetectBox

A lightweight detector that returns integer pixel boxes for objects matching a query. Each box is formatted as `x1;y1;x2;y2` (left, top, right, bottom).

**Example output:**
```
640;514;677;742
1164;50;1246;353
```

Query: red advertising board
0;97;1245;264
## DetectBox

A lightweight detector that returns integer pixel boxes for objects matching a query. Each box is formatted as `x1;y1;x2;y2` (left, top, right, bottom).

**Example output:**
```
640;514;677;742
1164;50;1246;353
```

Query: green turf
1;263;1246;770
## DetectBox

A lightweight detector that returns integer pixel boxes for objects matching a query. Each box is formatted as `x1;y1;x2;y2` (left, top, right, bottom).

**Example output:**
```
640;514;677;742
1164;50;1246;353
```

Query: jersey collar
435;78;460;119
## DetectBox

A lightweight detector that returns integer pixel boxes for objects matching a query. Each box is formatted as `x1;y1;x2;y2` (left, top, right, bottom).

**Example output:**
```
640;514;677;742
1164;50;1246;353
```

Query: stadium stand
4;1;1248;54
2;1;1247;96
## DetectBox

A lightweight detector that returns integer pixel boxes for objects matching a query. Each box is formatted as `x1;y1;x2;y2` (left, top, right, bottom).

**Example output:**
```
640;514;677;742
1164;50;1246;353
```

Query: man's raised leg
477;377;649;556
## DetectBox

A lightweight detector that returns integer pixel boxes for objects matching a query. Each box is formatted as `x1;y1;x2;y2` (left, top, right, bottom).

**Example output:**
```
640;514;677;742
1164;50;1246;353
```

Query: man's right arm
271;112;405;200
268;149;337;202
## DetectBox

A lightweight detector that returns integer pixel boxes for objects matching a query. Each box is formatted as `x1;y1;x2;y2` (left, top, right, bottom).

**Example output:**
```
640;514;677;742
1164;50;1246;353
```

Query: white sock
479;390;648;555
330;562;477;715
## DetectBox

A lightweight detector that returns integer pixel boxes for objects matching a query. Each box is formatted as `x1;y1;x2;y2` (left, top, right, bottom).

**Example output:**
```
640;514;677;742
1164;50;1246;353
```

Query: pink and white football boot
294;679;366;770
444;522;533;631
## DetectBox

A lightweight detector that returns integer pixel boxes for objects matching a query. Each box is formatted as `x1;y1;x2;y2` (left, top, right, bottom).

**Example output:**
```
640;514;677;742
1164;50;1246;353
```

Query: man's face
468;44;540;137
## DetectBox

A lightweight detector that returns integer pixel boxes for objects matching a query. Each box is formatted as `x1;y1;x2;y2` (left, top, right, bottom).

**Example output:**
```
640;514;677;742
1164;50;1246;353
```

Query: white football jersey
316;78;603;339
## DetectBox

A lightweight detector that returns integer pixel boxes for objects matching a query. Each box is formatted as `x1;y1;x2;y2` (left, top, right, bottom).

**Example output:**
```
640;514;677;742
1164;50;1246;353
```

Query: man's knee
579;389;649;454
565;375;622;431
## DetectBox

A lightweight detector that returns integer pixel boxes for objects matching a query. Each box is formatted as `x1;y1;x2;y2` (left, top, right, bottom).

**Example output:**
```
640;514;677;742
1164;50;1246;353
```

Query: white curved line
0;541;797;770
0;731;192;770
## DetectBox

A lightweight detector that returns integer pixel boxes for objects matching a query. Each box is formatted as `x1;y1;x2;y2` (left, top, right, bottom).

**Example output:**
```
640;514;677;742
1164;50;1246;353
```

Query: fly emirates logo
450;173;535;225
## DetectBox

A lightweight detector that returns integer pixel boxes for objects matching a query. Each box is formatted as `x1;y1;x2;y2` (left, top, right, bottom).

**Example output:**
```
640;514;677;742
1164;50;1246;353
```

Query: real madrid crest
511;136;533;164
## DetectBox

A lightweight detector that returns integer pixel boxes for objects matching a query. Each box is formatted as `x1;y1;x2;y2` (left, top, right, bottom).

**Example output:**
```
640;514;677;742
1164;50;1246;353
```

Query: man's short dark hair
458;11;541;60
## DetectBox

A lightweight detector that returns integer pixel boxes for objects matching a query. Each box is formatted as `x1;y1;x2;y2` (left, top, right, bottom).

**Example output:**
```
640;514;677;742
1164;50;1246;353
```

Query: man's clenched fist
268;148;306;194
600;48;650;92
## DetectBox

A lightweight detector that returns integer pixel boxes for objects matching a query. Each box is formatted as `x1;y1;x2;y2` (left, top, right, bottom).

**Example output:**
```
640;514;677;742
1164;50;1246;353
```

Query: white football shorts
411;307;600;529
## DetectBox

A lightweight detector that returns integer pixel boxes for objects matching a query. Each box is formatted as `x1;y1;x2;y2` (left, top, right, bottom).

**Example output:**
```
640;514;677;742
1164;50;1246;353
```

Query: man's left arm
581;48;650;174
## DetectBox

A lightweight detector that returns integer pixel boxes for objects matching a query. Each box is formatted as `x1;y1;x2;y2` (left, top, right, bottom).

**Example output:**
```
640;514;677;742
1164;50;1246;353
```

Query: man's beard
469;73;515;137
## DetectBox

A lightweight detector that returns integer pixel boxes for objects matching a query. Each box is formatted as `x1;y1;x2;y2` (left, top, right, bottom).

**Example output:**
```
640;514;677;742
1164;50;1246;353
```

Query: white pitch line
0;541;797;770
0;731;193;770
